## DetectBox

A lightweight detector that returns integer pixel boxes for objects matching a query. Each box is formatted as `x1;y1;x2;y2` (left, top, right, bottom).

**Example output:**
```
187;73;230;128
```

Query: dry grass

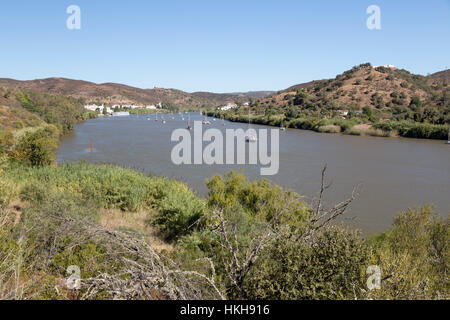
345;124;396;137
100;209;174;252
317;125;341;133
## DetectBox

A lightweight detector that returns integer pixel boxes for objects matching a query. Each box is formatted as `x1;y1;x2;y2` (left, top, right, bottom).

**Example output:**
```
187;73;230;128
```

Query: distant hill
429;69;450;82
286;80;324;91
229;91;275;99
250;64;449;123
0;77;264;110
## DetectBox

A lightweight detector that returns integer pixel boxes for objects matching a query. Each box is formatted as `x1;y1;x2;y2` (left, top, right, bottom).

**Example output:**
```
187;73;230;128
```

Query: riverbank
207;111;449;140
1;160;447;300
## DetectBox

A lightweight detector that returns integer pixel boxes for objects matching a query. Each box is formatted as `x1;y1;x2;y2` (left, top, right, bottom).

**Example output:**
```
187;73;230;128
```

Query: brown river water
57;113;450;234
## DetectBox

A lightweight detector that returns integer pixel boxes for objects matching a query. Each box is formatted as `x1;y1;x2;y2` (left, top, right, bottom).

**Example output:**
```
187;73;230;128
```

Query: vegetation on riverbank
1;159;448;300
207;110;449;140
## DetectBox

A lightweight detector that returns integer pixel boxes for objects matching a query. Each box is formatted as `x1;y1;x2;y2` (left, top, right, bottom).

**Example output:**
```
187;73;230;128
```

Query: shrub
374;121;448;140
244;227;370;300
206;171;309;226
12;121;24;129
367;206;449;299
11;126;60;166
318;125;341;133
151;180;206;240
0;127;14;157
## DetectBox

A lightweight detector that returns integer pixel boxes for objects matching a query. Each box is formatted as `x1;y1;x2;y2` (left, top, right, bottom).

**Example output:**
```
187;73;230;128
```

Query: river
57;113;450;234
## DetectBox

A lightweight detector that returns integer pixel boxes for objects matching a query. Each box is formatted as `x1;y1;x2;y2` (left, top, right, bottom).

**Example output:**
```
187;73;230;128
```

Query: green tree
12;125;60;166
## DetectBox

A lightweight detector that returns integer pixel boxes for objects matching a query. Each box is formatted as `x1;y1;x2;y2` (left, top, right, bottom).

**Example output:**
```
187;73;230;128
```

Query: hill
429;69;450;83
249;63;449;124
0;77;272;110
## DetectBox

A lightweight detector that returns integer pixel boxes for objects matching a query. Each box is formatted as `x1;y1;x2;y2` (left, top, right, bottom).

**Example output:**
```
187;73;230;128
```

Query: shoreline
207;111;449;142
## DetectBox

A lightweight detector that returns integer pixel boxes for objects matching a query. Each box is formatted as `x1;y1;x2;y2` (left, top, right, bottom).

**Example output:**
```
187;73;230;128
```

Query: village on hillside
84;102;162;115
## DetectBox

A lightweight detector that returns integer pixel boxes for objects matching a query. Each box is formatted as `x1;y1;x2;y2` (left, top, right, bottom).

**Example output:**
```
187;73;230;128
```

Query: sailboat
280;118;286;131
187;114;192;130
222;115;225;126
245;108;257;142
202;114;211;125
161;115;166;124
155;113;159;121
446;126;450;144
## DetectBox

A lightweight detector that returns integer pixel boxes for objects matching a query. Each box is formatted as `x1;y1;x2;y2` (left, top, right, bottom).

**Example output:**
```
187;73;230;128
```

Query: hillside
429;69;450;82
0;77;272;110
249;63;449;124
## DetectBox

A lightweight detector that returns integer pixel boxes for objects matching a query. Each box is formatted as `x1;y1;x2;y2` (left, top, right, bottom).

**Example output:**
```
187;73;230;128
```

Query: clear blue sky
0;0;449;92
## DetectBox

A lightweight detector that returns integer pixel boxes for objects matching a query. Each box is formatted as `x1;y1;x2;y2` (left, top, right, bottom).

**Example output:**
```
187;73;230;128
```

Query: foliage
15;90;88;134
11;125;60;166
206;171;309;226
244;227;370;300
374;121;448;140
0;126;14;157
367;206;449;299
6;161;206;240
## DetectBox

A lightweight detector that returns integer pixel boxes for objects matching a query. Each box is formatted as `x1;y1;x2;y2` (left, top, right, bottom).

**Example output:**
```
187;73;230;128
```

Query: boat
245;108;257;142
202;114;211;125
187;114;192;130
280;119;286;131
245;134;258;143
112;111;130;117
222;116;225;126
155;113;159;121
446;127;450;144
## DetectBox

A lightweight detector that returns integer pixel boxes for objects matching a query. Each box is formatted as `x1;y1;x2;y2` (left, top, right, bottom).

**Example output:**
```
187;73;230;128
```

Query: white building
146;105;157;110
113;111;130;116
84;104;112;114
220;103;239;111
84;104;104;112
373;64;396;69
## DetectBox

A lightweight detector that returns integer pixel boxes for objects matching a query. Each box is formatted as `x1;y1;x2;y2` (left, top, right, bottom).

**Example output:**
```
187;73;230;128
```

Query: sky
0;0;449;93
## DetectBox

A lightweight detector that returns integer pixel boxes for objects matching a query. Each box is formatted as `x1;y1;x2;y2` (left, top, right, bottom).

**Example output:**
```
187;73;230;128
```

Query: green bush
367;206;449;299
0;126;14;157
12;121;24;129
11;125;60;166
374;121;448;140
244;227;370;300
151;179;206;240
206;171;309;226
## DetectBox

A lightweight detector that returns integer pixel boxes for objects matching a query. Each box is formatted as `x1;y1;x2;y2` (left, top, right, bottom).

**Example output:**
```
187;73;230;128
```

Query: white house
373;64;396;69
84;104;112;114
146;105;157;110
337;110;349;116
220;103;238;111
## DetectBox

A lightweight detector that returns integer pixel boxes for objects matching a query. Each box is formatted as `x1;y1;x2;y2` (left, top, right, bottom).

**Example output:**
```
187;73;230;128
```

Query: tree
12;126;60;166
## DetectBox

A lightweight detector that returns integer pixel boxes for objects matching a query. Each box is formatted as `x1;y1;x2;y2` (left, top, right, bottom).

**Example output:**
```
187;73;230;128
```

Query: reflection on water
58;113;450;234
